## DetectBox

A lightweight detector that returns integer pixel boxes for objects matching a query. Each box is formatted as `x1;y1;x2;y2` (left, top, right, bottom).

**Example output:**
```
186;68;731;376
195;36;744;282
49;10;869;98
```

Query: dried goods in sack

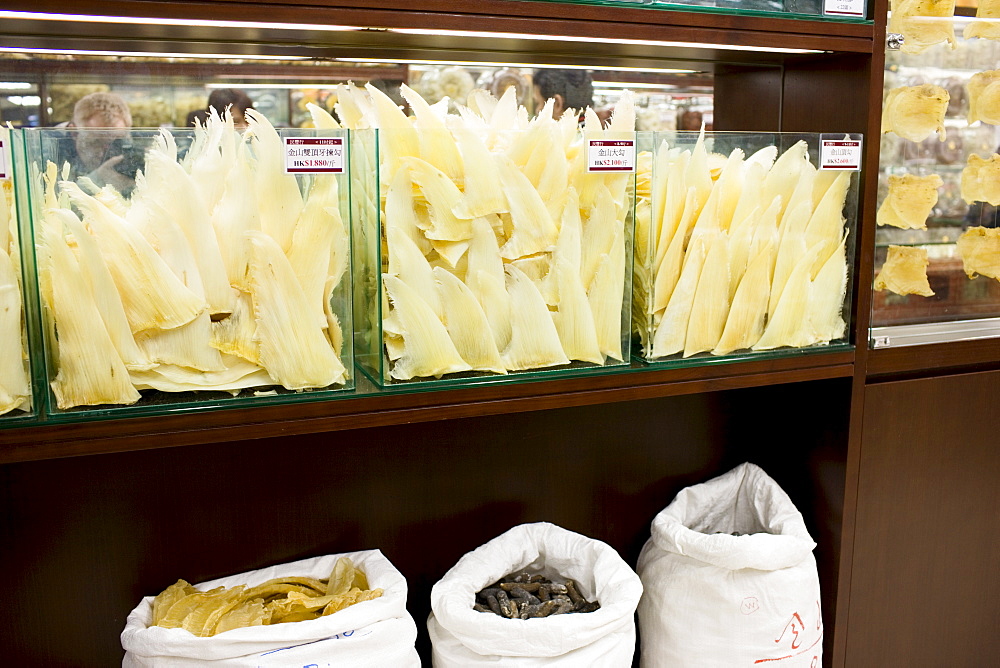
637;463;823;667
121;550;420;667
428;522;643;666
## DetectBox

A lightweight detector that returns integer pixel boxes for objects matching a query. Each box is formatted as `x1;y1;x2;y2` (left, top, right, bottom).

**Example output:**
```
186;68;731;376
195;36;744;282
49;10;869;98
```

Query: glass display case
633;131;861;364
873;16;1000;348
527;0;868;20
350;86;636;387
0;127;36;423
14;116;355;420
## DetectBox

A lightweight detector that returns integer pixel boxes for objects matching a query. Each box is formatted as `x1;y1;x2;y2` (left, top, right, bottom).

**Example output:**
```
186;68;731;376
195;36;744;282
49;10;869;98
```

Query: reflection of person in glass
63;92;135;192
188;88;254;130
532;69;595;121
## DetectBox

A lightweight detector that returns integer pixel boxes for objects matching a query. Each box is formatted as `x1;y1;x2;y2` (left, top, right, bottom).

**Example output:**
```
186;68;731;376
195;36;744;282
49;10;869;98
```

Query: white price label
587;139;635;173
0;139;7;179
284;136;344;174
820;138;862;171
823;0;865;17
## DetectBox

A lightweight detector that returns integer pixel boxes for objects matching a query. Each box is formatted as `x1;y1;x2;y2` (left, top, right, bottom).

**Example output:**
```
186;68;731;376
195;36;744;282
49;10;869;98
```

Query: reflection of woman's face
232;108;248;130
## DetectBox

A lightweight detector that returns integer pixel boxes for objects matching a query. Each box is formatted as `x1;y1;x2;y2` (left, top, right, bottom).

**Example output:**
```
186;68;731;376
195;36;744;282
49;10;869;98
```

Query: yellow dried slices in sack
877;173;943;229
149;557;383;637
967;70;1000;125
961;153;1000;205
964;0;1000;40
882;85;950;142
889;0;957;54
956;227;1000;280
874;245;935;296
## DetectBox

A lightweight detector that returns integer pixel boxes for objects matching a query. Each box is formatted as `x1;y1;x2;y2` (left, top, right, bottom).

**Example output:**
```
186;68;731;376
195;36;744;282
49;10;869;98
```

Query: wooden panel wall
0;379;850;665
846;370;1000;665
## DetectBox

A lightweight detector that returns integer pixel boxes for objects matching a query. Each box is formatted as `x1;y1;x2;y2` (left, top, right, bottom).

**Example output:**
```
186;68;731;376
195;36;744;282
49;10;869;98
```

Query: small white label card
823;0;865;18
587;139;636;173
284;136;344;174
820;136;863;170
0;138;7;179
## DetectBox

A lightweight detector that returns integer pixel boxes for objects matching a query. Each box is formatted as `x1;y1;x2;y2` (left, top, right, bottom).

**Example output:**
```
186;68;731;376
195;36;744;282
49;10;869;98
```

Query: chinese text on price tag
284;137;344;174
587;139;635;173
823;0;865;17
820;138;862;171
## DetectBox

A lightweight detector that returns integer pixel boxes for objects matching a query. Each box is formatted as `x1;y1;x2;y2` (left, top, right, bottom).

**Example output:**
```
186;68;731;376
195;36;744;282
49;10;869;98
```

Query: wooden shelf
2;0;876;70
0;351;854;464
866;338;1000;379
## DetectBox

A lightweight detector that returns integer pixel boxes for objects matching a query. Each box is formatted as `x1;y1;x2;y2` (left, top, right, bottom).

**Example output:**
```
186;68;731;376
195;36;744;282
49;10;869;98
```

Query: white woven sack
121;549;420;667
428;522;643;666
637;463;823;667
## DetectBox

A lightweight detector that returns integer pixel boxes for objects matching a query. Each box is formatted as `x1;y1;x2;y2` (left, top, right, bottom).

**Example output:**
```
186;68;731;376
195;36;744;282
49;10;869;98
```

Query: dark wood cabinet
1;1;997;666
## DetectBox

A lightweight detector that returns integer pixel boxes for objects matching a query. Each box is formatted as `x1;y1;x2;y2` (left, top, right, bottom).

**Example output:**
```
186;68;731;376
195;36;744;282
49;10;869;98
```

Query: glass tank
351;87;637;387
873;12;1000;347
634;131;861;364
15;114;355;420
1;127;37;424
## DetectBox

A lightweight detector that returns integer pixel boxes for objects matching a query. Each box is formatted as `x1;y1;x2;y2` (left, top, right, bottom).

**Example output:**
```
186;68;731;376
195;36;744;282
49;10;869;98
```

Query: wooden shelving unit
1;1;997;666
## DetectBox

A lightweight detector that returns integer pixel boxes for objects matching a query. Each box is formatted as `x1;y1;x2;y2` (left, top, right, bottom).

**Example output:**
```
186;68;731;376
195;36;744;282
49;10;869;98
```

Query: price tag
283;137;344;174
823;0;865;17
587;139;635;173
820;137;862;170
0;139;7;179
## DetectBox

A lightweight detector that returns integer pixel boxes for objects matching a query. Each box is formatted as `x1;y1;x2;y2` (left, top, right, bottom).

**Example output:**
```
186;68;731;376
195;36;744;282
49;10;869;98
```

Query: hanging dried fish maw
960;153;1000;205
873;245;935;297
964;0;1000;39
42;222;140;408
877;173;943;230
433;267;506;374
0;247;30;415
247;231;347;390
501;264;570;371
966;70;1000;126
383;274;471;380
956;226;1000;280
882;85;950;142
60;182;207;334
888;0;957;55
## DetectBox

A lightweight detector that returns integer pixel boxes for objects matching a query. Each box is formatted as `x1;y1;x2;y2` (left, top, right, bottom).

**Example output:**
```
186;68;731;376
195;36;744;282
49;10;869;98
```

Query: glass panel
635;131;860;363
524;0;870;21
353;119;637;386
18;119;354;420
873;19;1000;346
1;128;37;423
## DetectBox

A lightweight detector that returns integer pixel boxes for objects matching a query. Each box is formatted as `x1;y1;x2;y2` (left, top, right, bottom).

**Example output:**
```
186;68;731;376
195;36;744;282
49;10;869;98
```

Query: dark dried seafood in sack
474;571;600;619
